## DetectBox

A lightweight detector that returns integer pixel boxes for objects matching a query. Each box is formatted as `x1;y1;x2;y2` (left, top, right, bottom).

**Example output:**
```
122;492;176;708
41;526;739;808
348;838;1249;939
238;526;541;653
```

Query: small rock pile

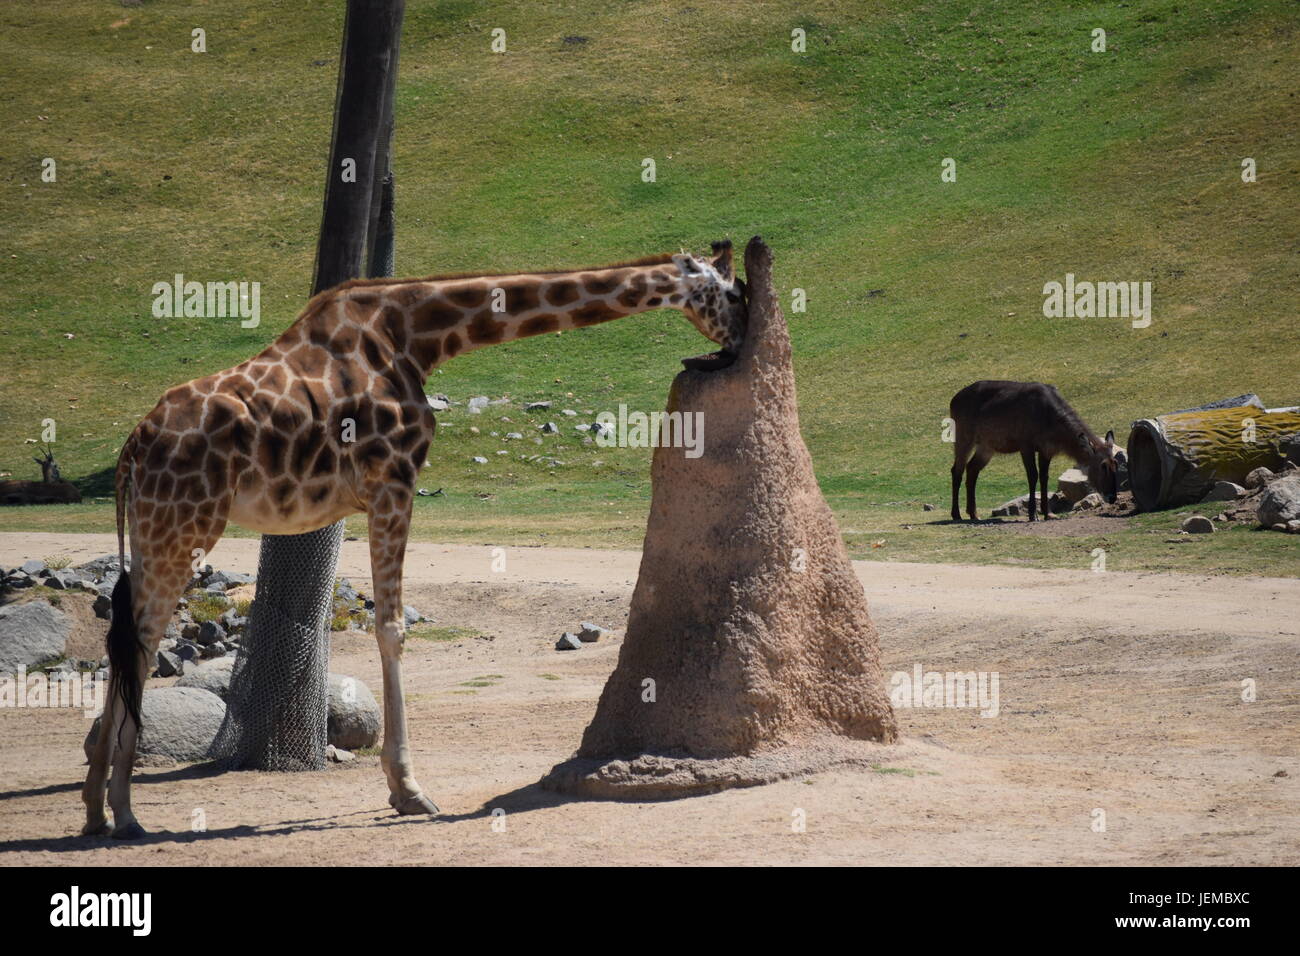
1;557;431;680
555;622;611;651
1177;464;1300;534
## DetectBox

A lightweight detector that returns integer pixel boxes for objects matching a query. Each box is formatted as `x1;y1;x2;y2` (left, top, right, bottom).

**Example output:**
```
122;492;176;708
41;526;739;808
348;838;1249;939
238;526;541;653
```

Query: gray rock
922;503;935;511
45;570;86;591
1074;492;1105;512
992;494;1031;517
5;572;34;589
525;401;552;411
1244;466;1275;490
427;394;450;412
175;655;236;700
75;555;123;576
200;641;227;659
472;456;488;464
1181;515;1214;534
403;605;426;626
1288;520;1300;534
1258;476;1300;527
504;431;523;441
175;641;201;663
540;422;558;434
578;622;609;643
556;633;583;651
1203;481;1245;502
326;744;355;763
467;396;490;414
155;649;183;678
196;620;227;646
92;593;114;620
327;673;381;750
561;409;577;417
1056;468;1092;504
0;600;69;672
83;686;226;764
208;570;254;588
19;559;44;576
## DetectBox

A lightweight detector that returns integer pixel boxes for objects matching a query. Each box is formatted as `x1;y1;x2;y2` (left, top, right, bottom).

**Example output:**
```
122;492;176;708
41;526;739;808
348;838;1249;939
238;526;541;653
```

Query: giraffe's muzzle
681;347;737;371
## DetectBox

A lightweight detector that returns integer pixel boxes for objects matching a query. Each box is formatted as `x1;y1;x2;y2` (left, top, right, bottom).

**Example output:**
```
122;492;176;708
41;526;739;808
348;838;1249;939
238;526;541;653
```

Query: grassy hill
1;0;1297;574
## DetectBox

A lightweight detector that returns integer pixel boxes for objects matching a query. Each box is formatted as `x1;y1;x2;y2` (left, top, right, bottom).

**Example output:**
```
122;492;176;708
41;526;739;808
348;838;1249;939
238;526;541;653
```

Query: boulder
0;600;69;672
176;656;237;700
1056;468;1092;504
92;594;114;620
327;673;381;750
992;494;1031;517
196;620;227;646
1181;515;1214;534
83;686;227;764
556;633;582;651
1244;466;1275;490
577;622;609;643
1258;476;1300;528
1074;492;1104;511
1203;481;1245;502
155;649;183;678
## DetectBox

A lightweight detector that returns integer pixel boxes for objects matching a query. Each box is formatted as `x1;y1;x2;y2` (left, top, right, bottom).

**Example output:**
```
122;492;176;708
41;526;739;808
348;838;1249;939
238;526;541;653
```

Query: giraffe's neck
330;257;693;377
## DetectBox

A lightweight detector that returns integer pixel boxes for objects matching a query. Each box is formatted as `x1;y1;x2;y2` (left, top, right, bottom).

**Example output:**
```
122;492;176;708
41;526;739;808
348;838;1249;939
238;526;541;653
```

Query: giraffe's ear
710;239;734;280
671;253;702;276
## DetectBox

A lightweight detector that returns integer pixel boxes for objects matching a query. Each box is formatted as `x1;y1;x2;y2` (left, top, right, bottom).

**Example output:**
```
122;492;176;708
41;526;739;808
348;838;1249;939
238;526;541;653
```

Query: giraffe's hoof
110;821;147;841
81;818;112;837
681;348;736;371
390;792;440;816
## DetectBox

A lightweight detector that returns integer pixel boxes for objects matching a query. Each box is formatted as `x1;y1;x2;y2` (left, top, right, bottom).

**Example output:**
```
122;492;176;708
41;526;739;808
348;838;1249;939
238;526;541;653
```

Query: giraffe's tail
106;432;143;732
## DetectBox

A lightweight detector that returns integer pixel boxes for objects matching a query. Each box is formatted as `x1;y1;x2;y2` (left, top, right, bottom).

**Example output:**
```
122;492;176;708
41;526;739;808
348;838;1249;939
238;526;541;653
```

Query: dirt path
0;532;1296;865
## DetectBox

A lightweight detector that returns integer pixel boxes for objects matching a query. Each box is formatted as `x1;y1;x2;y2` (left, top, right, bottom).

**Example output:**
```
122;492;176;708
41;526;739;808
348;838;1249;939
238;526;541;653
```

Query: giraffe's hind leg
366;485;438;815
90;502;228;839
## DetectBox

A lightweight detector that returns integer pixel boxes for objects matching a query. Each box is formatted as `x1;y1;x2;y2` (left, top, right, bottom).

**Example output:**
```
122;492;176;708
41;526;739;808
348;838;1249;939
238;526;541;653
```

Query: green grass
186;593;230;623
407;624;480;643
1;0;1296;576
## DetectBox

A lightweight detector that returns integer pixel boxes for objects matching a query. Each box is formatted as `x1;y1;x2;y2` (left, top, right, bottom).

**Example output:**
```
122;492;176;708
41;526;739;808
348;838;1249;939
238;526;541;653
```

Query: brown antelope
949;380;1119;522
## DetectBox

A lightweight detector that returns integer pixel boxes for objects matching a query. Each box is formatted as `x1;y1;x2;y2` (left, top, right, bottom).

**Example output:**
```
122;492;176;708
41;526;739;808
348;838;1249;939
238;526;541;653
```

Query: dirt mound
543;237;897;798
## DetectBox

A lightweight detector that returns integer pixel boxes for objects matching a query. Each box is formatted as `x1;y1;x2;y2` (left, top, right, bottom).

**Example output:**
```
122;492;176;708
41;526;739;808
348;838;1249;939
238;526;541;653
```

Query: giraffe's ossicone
84;240;747;838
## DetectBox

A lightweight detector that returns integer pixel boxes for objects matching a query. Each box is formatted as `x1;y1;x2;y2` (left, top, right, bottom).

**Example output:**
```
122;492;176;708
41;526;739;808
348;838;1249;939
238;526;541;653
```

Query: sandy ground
0;532;1296;866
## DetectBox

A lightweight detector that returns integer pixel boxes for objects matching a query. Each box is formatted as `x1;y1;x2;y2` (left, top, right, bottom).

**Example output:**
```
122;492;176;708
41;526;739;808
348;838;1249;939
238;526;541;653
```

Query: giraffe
83;240;747;838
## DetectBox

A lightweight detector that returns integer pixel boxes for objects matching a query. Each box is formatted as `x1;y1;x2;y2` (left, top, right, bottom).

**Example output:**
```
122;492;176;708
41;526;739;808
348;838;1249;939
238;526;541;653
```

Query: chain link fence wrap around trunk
209;521;346;770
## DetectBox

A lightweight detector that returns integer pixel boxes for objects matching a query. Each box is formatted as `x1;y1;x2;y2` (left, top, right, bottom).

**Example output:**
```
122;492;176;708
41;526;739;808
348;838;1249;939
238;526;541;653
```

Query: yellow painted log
1127;407;1300;511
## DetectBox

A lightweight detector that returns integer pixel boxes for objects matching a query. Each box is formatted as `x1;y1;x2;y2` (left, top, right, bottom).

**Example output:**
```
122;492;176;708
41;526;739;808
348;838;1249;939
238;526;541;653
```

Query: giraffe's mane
314;253;677;301
292;252;681;323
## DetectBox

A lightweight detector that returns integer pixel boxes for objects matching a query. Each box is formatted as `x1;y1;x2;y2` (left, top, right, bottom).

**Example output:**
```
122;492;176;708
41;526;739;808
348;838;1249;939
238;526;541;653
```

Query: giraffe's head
674;240;748;370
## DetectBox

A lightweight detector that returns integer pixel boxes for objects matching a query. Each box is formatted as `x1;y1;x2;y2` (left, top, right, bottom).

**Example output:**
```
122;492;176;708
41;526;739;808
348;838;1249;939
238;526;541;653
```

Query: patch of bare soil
0;534;1296;866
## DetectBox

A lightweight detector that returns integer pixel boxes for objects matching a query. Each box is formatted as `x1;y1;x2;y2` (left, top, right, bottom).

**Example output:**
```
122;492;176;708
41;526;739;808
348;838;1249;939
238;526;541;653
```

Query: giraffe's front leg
367;499;438;816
